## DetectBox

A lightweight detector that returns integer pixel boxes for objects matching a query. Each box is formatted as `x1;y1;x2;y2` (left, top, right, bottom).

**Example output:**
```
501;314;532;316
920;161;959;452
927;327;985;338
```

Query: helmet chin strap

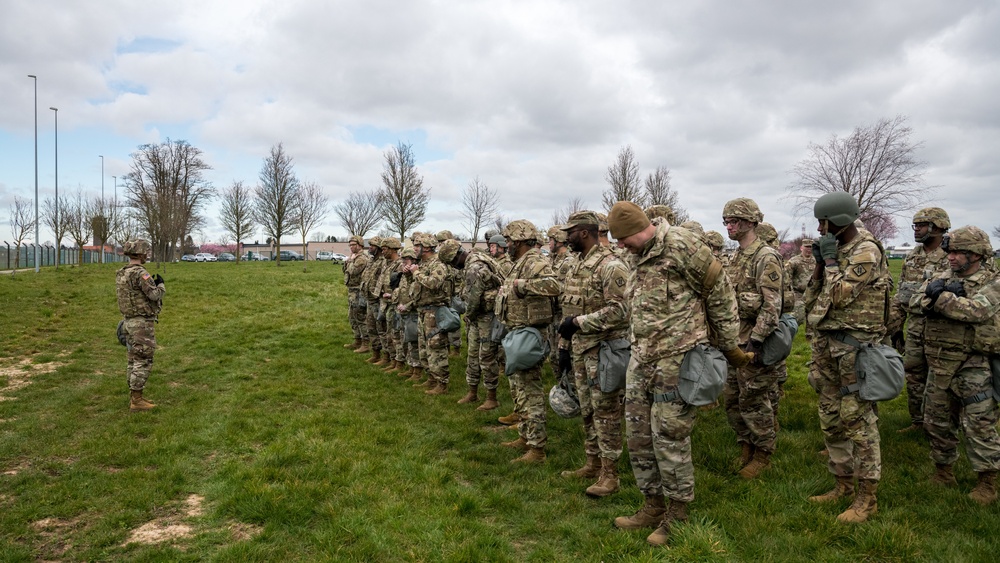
956;251;977;274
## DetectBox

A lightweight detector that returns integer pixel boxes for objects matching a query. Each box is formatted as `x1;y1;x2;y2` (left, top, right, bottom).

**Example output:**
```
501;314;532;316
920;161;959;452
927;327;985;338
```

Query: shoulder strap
702;258;724;296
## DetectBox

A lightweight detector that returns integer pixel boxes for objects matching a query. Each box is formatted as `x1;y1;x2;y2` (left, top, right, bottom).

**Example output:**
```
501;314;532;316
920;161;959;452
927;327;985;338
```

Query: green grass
0;258;998;561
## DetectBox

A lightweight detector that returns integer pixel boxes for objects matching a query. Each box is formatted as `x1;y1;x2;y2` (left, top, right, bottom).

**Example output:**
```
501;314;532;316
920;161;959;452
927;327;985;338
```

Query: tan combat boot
457;385;479;404
646;499;689;547
585;457;620;498
407;366;423;382
561;454;600;479
837;479;878;523
344;338;361;350
738;449;772;480
614;494;666;530
423;379;439;393
129;390;156;412
382;359;400;373
511;447;545;464
477;389;500;411
501;436;528;450
427;382;448;395
897;422;923;434
969;471;998;505
373;351;391;367
736;442;754;470
931;463;957;487
354;342;371;354
809;476;855;503
497;412;522;426
366;350;381;364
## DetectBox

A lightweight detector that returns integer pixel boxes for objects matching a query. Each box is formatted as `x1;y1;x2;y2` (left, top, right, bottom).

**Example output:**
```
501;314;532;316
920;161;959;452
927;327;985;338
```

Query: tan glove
722;347;753;369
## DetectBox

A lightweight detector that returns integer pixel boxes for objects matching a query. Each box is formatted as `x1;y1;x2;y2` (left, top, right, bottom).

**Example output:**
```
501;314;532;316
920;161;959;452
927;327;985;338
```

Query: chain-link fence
0;243;125;271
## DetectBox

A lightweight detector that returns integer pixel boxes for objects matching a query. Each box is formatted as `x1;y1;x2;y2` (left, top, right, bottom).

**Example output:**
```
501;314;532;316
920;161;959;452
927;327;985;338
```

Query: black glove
389;272;402;290
558;349;572;376
153;274;164;286
891;330;905;352
925;279;947;308
944;280;966;298
558;316;580;340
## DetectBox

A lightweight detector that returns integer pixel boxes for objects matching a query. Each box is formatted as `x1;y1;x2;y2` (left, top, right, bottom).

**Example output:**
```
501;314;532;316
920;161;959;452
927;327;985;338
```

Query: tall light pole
99;155;104;200
50;107;59;268
28;74;39;273
99;154;104;263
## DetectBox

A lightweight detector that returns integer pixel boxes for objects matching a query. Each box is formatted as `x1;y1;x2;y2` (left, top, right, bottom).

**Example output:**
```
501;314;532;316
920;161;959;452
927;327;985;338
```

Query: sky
2;0;998;248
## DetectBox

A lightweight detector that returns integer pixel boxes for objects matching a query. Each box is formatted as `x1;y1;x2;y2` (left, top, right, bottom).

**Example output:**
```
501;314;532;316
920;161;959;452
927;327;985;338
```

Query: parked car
316;251;335;261
181;254;197;262
195;253;217;262
218;253;236;262
331;253;348;263
242;252;268;261
278;250;304;261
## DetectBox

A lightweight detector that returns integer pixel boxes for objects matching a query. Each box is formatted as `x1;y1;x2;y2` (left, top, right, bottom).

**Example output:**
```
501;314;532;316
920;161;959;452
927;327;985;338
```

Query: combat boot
969;471;997;505
373;351;391;367
344;338;362;350
614;494;666;530
809;476;854;503
837;479;878;523
585;457;620;497
501;436;528;450
354;342;371;354
561;454;600;479
897;422;923;434
511;447;545;464
477;389;499;411
407;366;423;382
366;350;382;364
738;449;772;480
129;390;156;412
646;499;688;547
931;463;957;487
427;382;448;395
497;412;522;426
423;380;440;393
457;385;479;404
382;360;400;373
736;442;754;470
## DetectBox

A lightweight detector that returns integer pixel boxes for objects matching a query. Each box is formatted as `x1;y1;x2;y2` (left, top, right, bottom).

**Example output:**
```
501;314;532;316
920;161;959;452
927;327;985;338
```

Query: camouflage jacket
786;253;817;294
377;257;402;303
628;223;740;363
116;264;165;318
361;254;385;300
395;272;416;313
560;244;629;354
727;237;784;344
887;244;949;335
551;250;578;284
805;231;891;336
496;248;561;329
910;267;1000;361
411;254;451;308
496;254;514;279
462;249;502;319
344;250;370;289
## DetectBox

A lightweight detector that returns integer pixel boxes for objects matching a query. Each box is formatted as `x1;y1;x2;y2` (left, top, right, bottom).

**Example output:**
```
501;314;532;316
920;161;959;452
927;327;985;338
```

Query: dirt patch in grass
0;357;65;402
32;516;85;559
2;458;30;476
229;522;263;541
123;494;204;546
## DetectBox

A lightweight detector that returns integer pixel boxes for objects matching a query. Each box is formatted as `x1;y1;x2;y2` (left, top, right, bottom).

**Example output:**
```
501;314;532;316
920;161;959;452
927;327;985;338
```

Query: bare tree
219;180;256;263
255;143;300;266
42;195;71;269
293;181;329;259
461;176;499;247
993;226;1000;239
858;208;899;242
787;115;932;221
378;142;430;240
491;214;511;235
602;145;644;212
113;208;142;248
333;190;382;238
86;197;115;263
123;139;214;263
551;197;586;226
8;196;35;269
65;188;93;266
643;166;690;222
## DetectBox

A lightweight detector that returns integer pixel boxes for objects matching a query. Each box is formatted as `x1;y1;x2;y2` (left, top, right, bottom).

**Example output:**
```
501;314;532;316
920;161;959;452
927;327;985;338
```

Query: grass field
1;258;999;561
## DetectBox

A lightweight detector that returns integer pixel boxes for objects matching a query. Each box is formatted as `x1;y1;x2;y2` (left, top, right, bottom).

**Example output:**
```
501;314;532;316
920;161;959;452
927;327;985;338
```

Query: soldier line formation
116;194;1000;549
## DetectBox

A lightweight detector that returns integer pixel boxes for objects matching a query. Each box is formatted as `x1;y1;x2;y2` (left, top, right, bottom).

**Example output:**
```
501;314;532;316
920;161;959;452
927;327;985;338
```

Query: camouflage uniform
548;226;577;362
411;234;453;387
361;238;386;356
396;247;422;369
116;248;165;393
462;248;503;392
786;241;817;326
496;221;561;451
344;236;371;345
376;238;402;365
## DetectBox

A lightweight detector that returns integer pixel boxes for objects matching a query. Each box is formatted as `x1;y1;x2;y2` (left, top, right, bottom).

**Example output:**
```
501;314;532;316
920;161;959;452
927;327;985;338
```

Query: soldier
888;208;951;434
786;238;817;326
406;233;453;395
804;192;892;523
644;204;676;226
608;202;749;547
359;237;385;361
396;245;425;382
910;226;1000;504
376;237;404;372
343;235;370;351
704;231;726;258
116;239;166;412
679;220;705;237
440;239;504;411
756;221;797;430
557;211;630;497
547;225;576;363
489;234;514;278
495;220;561;463
437;230;463;357
721;200;785;479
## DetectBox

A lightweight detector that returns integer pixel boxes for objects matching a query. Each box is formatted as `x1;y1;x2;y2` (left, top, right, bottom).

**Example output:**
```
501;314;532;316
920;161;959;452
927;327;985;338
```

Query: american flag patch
142;273;151;280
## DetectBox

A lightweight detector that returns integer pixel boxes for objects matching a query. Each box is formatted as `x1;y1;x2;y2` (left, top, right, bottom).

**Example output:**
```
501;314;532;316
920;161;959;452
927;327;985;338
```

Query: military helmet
348;235;364;246
435;230;455;242
548;383;581;418
415;233;438;248
722;198;763;223
400;246;417;259
913;207;951;231
679;220;704;236
368;236;382;248
547;225;567;243
813;192;859;227
488;234;508;248
596;213;609;232
704;230;725;250
756;222;778;245
502;219;539;242
380;237;401;250
944;225;993;257
644;204;676;224
437;239;463;264
123;239;151;257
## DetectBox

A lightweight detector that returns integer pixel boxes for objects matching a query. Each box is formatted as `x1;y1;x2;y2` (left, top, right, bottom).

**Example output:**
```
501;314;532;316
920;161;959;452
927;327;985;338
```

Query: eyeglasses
722;219;741;226
911;222;931;230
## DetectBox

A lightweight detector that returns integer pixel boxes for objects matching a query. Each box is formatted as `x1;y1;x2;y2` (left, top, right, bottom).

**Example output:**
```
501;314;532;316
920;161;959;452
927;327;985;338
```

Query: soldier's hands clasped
153;274;164;286
925;279;947;307
944;280;966;297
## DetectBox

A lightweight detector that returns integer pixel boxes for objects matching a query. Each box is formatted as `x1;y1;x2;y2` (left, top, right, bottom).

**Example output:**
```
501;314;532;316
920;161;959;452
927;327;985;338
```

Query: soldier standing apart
496;220;561;463
359;237;384;361
406;234;453;395
910;226;1000;504
343;235;371;351
117;239;166;412
608;202;749;547
805;192;891;523
376;238;404;372
888;208;951;434
557;211;630;497
786;239;817;327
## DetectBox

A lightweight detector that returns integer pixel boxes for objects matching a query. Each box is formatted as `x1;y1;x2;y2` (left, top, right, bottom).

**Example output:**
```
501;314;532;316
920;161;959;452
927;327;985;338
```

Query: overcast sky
2;0;998;248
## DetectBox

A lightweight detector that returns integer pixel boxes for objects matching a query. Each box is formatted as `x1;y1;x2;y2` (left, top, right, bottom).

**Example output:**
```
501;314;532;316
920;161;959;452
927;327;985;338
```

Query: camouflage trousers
768;360;789;427
573;346;625;460
347;289;367;341
813;331;881;481
465;315;500;390
380;300;397;359
625;353;697;503
419;308;450;384
902;316;929;425
725;360;781;453
924;354;1000;472
510;362;547;449
124;317;156;391
364;302;381;352
448;327;462;349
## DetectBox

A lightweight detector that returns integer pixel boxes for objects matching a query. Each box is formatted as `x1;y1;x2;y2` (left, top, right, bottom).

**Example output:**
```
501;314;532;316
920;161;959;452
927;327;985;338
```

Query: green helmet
722;198;763;223
679;220;704;236
437;239;462;264
488;234;508;248
945;225;993;257
502;219;539;242
644;204;676;224
123;239;151;257
913;207;951;231
704;230;725;250
813;192;859;227
756;222;778;246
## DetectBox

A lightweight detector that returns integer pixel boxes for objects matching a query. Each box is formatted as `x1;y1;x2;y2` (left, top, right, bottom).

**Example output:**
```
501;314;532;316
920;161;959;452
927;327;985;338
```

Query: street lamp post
28;74;39;273
99;154;104;263
50;106;58;268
